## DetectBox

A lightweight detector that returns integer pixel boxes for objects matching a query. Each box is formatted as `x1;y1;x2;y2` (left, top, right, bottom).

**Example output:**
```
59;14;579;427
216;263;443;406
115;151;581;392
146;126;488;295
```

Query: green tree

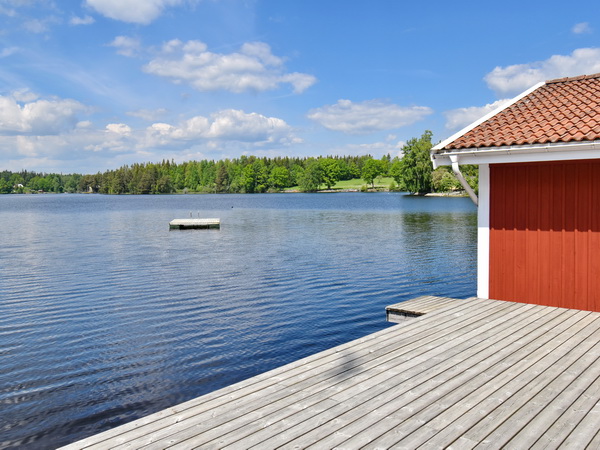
48;174;63;192
298;159;322;192
184;163;201;190
269;166;290;190
319;158;342;189
138;170;156;194
380;154;391;176
289;164;305;186
29;175;53;192
397;130;434;194
173;164;186;189
461;164;479;194
432;167;461;192
389;158;404;190
253;159;269;193
199;160;216;189
215;162;230;193
227;163;243;193
241;164;256;193
10;173;24;187
361;158;384;188
108;168;128;194
155;175;174;193
0;178;12;194
63;174;81;193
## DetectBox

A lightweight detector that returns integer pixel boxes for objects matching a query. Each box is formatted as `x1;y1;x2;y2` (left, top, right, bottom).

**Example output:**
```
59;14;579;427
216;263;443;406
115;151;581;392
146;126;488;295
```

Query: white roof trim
432;140;600;166
432;81;546;152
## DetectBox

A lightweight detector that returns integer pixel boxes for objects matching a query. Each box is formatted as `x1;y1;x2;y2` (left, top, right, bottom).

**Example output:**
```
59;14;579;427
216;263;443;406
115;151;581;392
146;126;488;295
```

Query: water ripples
0;193;476;448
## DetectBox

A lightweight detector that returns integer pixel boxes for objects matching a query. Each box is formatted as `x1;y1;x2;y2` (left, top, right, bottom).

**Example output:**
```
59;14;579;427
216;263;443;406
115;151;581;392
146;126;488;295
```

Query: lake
0;193;477;448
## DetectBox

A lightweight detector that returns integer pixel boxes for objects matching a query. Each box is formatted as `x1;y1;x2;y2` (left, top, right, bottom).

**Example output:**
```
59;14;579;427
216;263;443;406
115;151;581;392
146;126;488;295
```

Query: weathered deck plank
397;312;600;449
295;305;571;449
106;299;492;448
452;314;600;449
119;298;501;449
530;375;600;449
331;308;589;449
60;298;600;450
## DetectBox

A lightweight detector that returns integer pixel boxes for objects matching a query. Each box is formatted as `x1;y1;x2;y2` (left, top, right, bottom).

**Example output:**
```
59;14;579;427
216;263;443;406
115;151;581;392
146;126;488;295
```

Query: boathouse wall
488;159;600;311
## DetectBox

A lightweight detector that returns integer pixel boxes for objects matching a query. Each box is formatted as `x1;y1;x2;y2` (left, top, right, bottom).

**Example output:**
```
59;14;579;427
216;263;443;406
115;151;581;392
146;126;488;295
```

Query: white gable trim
432;81;546;153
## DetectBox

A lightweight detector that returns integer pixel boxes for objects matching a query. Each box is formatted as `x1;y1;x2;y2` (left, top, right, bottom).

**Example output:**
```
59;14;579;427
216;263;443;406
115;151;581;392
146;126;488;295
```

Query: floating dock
61;296;600;449
169;218;220;230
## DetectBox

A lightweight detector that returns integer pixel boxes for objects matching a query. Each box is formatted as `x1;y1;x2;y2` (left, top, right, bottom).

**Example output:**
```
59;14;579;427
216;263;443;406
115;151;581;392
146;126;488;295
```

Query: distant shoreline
424;191;468;197
2;189;469;196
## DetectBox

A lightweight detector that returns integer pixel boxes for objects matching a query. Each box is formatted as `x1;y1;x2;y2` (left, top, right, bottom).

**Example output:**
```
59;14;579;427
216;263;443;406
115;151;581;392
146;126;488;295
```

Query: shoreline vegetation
0;131;478;196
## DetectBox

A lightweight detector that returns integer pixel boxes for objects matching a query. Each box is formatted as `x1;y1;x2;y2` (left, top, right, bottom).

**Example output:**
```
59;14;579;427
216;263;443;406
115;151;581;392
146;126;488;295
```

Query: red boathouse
431;73;600;312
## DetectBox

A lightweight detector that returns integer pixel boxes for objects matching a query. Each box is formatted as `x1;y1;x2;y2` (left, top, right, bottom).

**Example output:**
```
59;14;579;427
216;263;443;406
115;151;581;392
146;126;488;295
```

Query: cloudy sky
1;0;600;173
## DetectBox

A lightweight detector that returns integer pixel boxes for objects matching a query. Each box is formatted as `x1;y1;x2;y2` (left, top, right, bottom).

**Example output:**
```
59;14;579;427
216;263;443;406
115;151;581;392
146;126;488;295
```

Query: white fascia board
431;81;546;153
432;140;600;166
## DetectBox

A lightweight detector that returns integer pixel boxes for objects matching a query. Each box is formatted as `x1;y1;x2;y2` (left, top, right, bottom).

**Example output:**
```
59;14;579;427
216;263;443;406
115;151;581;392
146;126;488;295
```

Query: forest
0;131;478;195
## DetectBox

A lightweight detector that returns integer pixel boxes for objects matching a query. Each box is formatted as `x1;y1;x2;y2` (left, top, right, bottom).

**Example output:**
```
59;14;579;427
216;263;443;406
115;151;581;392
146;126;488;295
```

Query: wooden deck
61;296;600;449
385;295;473;322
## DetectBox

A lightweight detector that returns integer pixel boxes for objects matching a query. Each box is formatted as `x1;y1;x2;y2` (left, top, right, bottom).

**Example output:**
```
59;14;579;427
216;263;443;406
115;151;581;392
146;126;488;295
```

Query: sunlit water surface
0;193;477;448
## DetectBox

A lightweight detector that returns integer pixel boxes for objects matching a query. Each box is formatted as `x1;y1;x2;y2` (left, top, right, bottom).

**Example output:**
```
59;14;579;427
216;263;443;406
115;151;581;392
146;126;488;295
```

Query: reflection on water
0;193;476;448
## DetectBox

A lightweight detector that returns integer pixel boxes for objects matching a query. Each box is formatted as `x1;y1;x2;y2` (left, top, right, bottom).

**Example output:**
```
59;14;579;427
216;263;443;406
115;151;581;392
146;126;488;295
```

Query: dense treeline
80;155;375;194
0;156;369;194
0;131;478;195
0;170;82;194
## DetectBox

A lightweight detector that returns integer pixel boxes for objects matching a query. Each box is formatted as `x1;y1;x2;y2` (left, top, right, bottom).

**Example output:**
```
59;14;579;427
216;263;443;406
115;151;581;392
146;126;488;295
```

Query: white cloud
0;96;300;171
146;109;300;145
143;40;316;94
11;89;39;102
207;109;298;142
109;35;142;57
281;73;317;94
106;123;131;135
307;99;433;134
0;93;88;135
84;0;183;25
70;15;95;25
572;22;592;35
485;48;600;96
443;99;511;130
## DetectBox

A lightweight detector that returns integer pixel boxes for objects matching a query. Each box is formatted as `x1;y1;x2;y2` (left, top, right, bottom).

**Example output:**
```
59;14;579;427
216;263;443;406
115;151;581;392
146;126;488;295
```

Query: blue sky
1;0;599;174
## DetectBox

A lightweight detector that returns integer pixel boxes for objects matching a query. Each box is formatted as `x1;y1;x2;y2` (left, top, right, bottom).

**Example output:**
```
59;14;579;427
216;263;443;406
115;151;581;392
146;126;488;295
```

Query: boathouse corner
431;73;600;312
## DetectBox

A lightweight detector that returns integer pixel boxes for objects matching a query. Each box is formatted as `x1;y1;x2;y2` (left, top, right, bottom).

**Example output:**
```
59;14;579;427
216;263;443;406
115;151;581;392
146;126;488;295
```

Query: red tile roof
438;73;600;151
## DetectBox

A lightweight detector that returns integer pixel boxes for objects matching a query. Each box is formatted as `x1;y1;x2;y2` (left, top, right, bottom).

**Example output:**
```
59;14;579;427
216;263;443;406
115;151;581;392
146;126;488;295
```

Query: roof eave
431;140;600;166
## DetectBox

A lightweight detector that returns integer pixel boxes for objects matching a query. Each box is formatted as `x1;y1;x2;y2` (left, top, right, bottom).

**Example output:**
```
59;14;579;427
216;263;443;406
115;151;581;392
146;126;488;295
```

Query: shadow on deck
61;296;600;449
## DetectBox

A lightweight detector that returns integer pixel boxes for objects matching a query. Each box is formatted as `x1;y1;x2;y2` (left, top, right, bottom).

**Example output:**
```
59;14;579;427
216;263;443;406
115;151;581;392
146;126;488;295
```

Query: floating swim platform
169;218;220;229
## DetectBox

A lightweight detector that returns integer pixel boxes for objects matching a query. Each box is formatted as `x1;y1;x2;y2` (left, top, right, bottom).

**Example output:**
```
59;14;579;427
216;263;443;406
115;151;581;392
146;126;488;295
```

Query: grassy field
285;177;396;192
331;177;396;190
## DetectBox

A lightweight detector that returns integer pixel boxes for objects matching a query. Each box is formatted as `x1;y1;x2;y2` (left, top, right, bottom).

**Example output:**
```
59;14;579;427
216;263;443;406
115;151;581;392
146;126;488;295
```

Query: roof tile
439;73;600;150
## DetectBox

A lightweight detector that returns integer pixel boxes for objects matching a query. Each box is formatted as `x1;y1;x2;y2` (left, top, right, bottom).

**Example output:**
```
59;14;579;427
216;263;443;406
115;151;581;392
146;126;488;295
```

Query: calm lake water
0;193;477;448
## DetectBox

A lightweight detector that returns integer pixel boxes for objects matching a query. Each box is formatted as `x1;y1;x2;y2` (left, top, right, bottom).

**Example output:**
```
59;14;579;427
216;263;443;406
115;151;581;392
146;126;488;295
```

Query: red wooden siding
489;160;600;311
